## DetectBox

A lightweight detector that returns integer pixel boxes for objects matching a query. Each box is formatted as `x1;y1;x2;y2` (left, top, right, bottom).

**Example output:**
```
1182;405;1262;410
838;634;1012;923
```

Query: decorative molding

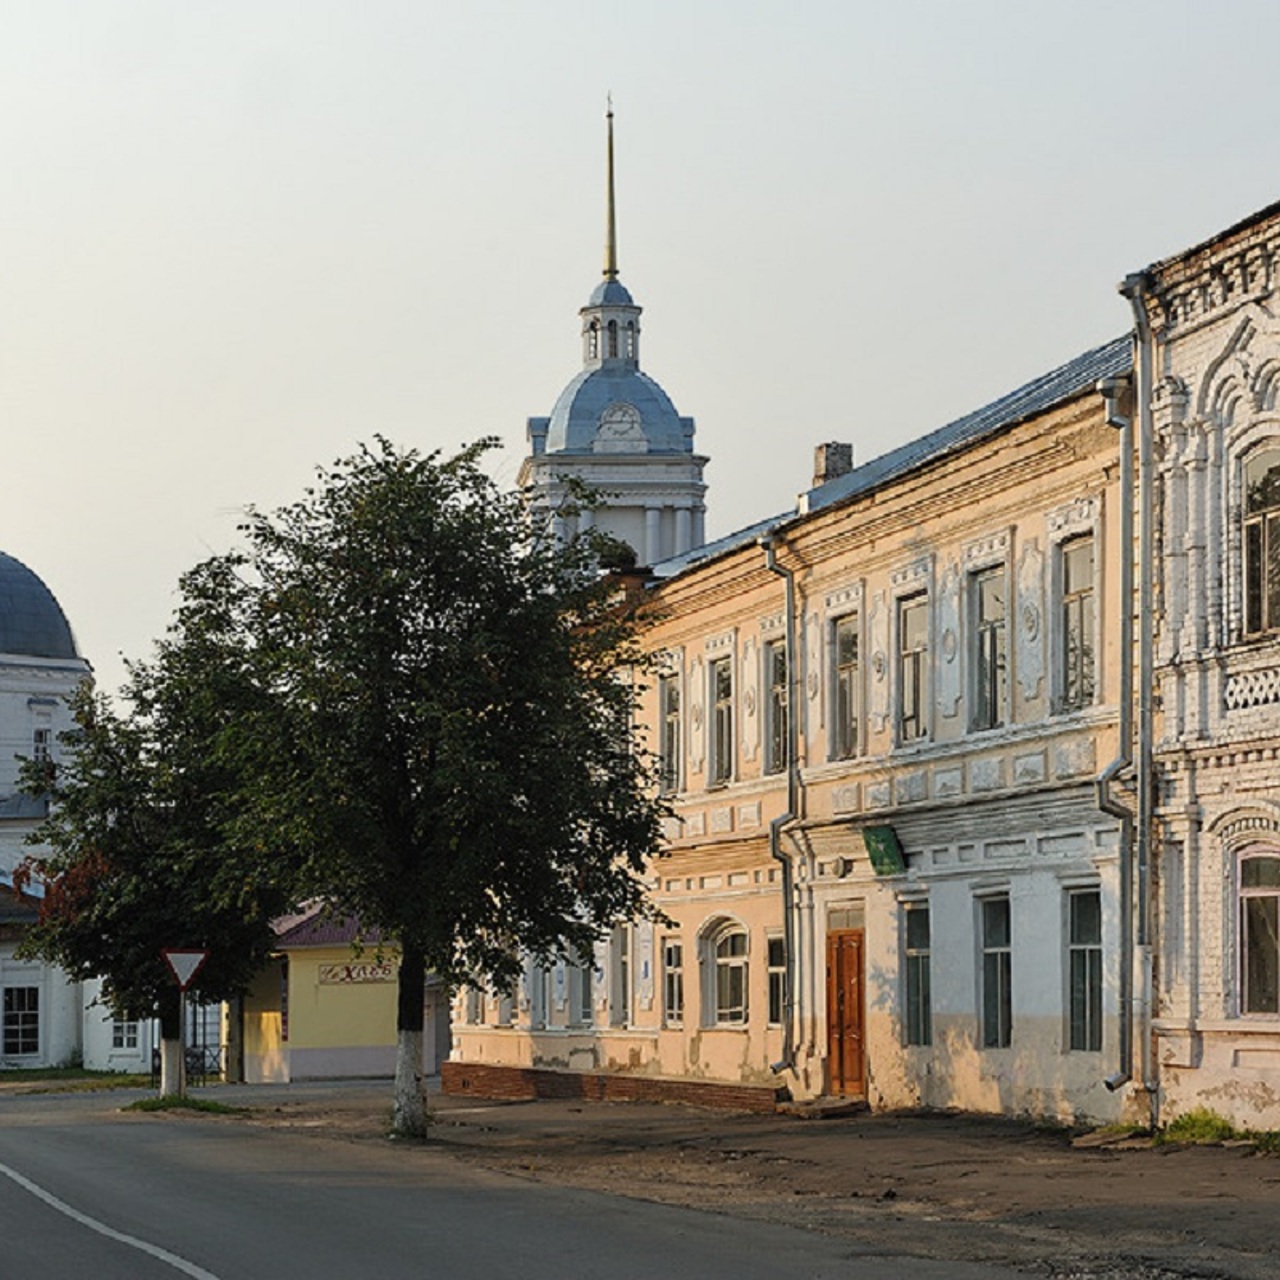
962;529;1010;568
824;583;864;615
1016;539;1045;702
1224;667;1280;711
758;612;784;635
890;555;932;592
1047;495;1098;539
936;559;961;718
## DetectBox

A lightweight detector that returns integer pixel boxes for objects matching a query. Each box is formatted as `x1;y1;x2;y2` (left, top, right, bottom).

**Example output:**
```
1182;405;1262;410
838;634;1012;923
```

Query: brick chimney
813;442;854;487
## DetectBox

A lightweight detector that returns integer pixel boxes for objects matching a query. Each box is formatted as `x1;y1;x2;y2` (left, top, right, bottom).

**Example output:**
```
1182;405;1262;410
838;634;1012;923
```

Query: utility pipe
1121;271;1161;1126
762;533;800;1074
1096;371;1135;1095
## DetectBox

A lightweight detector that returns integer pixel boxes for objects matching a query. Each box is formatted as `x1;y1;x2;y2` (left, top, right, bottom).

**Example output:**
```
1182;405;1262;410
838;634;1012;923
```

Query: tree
216;438;664;1135
15;564;298;1096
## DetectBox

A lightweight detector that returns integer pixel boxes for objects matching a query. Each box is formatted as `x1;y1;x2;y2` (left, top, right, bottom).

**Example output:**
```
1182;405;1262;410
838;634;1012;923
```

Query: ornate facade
450;194;1280;1129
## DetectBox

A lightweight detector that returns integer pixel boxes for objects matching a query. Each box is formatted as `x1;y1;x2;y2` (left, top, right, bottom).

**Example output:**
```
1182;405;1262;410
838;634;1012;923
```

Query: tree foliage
15;572;297;1045
22;436;665;1129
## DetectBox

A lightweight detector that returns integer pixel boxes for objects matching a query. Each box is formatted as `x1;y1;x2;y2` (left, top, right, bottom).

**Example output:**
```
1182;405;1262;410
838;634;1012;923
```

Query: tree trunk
392;944;428;1137
158;988;185;1098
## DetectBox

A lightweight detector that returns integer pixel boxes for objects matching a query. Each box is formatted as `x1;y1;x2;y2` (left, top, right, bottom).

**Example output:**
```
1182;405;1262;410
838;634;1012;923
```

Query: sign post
161;949;209;1098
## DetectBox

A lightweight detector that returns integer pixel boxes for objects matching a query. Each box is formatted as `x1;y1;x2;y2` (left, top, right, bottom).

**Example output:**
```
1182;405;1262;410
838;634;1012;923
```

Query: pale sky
2;1;1278;695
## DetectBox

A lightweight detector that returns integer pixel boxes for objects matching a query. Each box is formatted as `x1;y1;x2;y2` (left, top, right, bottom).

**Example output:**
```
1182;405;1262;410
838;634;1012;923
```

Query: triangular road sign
162;948;210;991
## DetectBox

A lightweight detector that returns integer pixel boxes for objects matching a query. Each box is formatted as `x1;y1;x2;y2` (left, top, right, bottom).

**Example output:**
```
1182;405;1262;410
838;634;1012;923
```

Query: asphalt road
0;1088;1024;1280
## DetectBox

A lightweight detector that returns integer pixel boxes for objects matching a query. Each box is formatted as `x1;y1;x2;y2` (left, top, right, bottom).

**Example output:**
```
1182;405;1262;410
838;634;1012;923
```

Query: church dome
0;552;78;659
545;366;692;455
588;278;635;307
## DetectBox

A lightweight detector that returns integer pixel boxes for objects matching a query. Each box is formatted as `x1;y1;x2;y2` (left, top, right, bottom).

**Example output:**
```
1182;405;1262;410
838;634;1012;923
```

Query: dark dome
0;552;78;659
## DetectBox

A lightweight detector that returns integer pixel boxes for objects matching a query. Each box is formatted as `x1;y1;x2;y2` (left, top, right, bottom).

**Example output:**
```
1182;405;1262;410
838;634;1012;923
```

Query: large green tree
16;562;297;1096
219;437;663;1134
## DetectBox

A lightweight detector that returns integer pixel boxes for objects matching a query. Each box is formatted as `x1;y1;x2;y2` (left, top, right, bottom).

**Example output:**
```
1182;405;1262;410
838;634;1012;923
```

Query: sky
3;1;1280;695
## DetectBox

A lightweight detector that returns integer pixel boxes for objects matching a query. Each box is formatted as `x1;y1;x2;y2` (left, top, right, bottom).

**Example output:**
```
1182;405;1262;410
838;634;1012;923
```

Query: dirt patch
234;1088;1280;1279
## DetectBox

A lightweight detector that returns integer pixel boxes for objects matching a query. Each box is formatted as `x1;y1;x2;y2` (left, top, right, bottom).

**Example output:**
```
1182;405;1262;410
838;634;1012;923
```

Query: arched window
1241;850;1280;1014
1244;448;1280;634
700;920;748;1025
587;321;600;360
606;319;619;358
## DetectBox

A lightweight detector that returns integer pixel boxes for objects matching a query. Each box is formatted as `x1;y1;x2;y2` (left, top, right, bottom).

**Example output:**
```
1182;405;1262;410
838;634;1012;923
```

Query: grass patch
1156;1106;1280;1151
126;1095;247;1116
0;1068;152;1093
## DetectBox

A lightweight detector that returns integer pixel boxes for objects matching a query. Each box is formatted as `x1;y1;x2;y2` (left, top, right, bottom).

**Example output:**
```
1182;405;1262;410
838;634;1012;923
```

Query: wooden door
826;929;866;1096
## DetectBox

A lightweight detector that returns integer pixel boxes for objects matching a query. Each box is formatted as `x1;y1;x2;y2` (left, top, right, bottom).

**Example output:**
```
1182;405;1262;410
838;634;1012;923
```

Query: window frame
662;937;684;1029
658;671;682;795
766;933;786;1027
897;593;930;744
702;921;749;1027
1243;447;1280;636
1067;888;1103;1051
3;986;39;1057
1057;533;1096;713
903;901;932;1047
970;565;1008;732
764;638;788;776
832;613;861;760
979;895;1012;1049
611;926;632;1027
1239;849;1280;1016
709;655;734;786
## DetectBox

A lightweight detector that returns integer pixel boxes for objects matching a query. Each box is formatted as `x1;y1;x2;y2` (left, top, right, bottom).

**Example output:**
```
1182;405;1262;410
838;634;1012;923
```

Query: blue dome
0;552;78;659
545;366;692;454
588;278;635;307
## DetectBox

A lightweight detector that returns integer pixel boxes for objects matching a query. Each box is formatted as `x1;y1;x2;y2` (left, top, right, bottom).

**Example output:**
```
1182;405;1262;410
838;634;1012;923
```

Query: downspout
1096;372;1135;1096
1121;271;1160;1126
761;533;800;1075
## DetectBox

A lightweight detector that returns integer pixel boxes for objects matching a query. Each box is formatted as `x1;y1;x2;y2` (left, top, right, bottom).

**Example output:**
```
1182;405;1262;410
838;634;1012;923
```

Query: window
1240;851;1280;1014
1068;889;1103;1050
711;927;748;1025
574;954;595;1026
1060;536;1095;710
980;897;1011;1048
587;320;600;360
710;656;734;785
898;595;929;742
606;319;619;358
663;938;684;1028
659;674;682;794
3;987;38;1056
32;728;51;764
904;903;931;1046
972;567;1007;730
1244;449;1280;635
834;615;860;759
765;640;788;775
112;1017;139;1050
612;927;631;1026
767;935;786;1026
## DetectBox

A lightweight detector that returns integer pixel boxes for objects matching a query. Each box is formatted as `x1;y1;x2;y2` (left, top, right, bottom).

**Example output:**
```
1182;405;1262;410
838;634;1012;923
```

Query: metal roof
651;334;1132;580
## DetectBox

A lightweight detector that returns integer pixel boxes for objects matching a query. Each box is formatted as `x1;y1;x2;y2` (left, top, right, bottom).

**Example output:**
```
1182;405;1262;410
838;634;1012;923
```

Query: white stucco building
0;552;158;1074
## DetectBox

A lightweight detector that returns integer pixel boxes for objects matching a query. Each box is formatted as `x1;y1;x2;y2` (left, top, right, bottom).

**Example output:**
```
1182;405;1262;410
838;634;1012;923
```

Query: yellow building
449;335;1138;1123
243;905;449;1084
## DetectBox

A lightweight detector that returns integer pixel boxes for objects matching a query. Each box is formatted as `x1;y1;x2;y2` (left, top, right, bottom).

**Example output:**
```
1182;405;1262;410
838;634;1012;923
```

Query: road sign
162;948;210;991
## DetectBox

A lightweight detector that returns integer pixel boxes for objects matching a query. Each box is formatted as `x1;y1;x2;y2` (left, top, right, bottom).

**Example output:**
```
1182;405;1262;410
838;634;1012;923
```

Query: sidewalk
220;1079;1280;1280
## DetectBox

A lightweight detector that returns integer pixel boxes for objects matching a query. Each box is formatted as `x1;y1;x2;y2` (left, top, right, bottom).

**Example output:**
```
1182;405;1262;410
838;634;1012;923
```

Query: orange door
826;929;866;1096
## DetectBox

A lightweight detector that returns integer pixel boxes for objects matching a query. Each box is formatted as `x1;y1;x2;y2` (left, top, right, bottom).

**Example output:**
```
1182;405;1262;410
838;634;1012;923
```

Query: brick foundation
441;1060;785;1114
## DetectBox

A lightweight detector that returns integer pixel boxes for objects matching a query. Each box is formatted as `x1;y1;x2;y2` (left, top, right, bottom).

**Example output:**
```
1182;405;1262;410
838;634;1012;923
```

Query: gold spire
603;96;618;281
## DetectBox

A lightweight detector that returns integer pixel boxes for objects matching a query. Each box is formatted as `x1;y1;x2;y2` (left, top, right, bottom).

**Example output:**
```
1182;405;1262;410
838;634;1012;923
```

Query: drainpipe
1120;271;1160;1126
761;533;800;1075
1096;372;1135;1096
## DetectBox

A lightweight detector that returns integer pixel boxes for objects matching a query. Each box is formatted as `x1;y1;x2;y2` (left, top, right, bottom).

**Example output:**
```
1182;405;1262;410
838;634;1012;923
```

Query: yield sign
162;949;210;991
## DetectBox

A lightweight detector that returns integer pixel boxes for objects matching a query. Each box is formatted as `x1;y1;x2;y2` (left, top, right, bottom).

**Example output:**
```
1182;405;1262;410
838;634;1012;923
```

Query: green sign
863;825;905;876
